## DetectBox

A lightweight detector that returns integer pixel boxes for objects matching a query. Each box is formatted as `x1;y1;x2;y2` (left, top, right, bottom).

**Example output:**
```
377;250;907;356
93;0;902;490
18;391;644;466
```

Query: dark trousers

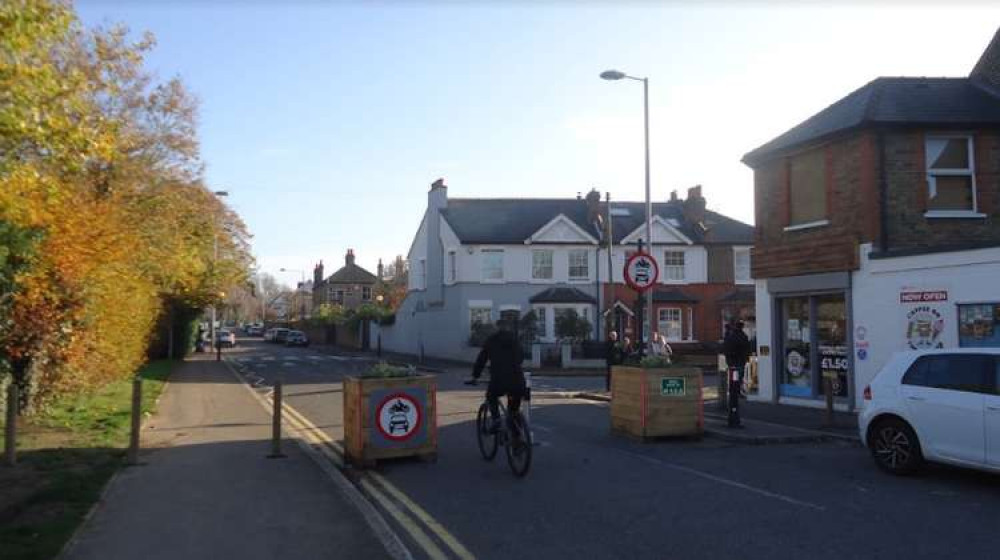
487;384;523;423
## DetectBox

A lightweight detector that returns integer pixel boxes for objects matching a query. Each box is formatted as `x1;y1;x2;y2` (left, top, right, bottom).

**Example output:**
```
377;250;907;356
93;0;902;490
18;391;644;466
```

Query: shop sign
660;377;686;396
905;306;945;350
900;290;948;304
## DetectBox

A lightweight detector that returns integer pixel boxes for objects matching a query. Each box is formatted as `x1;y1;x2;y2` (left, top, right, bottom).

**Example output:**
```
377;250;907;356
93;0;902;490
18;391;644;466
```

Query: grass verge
0;360;175;560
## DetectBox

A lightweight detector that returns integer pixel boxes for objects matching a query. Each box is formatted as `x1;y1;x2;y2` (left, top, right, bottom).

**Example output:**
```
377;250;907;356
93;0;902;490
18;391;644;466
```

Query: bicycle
464;379;532;478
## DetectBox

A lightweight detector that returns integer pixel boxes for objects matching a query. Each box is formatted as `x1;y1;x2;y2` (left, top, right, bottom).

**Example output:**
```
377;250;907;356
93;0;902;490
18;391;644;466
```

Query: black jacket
723;328;752;369
472;330;525;394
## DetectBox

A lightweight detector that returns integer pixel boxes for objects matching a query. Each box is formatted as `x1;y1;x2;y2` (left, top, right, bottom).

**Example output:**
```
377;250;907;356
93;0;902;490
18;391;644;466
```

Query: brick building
312;249;379;311
744;28;1000;409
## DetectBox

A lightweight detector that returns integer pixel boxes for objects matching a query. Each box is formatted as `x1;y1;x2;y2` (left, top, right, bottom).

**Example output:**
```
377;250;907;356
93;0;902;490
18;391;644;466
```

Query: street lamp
280;267;307;321
601;68;653;351
211;190;229;346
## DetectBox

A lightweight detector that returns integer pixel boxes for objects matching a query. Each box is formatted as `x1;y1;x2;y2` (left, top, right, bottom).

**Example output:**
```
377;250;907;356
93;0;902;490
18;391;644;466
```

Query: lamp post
280;267;307;321
211;190;229;346
601;69;653;350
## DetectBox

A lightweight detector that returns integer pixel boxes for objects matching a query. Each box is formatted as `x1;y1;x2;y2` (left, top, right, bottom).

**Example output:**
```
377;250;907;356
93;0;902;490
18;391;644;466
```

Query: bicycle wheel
505;411;533;478
476;402;498;461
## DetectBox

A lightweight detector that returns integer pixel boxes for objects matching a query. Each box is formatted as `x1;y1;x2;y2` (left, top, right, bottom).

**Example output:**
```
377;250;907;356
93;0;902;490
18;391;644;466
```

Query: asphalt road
225;338;1000;560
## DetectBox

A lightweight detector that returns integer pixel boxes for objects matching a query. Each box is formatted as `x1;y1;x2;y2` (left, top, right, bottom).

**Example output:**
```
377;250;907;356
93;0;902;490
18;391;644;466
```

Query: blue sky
77;2;1000;285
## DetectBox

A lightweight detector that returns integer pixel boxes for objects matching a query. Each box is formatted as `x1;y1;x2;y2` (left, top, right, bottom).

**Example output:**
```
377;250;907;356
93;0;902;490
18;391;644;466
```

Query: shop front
753;271;855;409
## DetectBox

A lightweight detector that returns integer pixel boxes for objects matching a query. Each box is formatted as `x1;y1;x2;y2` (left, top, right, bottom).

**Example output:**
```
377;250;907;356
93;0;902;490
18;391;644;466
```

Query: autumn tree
0;0;252;410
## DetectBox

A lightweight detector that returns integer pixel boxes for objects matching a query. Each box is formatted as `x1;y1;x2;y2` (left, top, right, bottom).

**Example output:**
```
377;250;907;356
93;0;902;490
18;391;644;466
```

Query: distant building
312;249;379;311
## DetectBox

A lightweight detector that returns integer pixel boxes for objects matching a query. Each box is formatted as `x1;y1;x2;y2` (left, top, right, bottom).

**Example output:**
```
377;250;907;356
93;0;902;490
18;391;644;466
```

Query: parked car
215;329;236;348
272;328;290;344
263;328;275;341
285;330;309;347
860;348;1000;475
247;326;263;337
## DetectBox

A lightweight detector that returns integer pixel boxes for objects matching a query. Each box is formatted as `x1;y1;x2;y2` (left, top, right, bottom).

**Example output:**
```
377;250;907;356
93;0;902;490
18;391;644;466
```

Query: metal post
128;376;142;465
637;238;646;358
216;341;222;362
727;367;742;428
642;77;653;352
524;371;537;446
5;383;17;466
824;376;835;427
269;380;285;458
718;358;728;412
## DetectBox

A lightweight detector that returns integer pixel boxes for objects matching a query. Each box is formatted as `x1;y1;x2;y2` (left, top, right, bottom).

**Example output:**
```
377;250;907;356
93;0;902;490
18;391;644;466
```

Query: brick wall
883;130;1000;251
603;282;753;344
751;132;877;278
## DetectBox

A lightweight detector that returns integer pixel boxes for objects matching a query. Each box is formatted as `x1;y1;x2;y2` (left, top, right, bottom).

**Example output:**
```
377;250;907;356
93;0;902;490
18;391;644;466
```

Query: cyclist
470;318;526;434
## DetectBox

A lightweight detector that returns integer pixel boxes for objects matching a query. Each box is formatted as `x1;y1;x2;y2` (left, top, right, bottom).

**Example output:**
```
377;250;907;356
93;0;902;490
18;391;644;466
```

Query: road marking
369;472;477;560
224;359;474;560
616;449;826;511
282;362;296;367
360;479;449;560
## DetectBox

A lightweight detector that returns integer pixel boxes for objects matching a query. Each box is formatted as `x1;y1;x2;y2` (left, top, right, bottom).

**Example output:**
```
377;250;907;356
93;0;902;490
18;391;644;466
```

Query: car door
986;356;1000;467
900;354;988;466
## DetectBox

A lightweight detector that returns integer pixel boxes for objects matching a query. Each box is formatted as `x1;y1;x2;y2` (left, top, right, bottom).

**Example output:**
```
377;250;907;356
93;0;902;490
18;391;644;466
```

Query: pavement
61;355;400;560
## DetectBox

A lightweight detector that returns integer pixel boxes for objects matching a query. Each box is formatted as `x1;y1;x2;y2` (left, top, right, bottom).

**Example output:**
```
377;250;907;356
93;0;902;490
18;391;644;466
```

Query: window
902;354;993;394
734;248;751;283
469;307;492;332
329;288;344;304
658;308;683;340
362;287;371;301
419;259;427;288
958;303;1000;347
532;250;553;280
788;149;827;226
482;250;504;281
663;251;685;281
926;136;976;213
533;307;547;340
448;251;456;283
568;249;589;280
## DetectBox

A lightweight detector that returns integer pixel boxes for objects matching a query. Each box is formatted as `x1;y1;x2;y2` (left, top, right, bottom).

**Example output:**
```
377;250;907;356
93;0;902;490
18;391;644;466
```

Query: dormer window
926;136;978;215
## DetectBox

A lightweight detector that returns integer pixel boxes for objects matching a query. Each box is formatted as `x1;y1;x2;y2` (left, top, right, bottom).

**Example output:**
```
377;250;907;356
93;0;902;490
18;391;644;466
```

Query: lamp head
600;70;626;81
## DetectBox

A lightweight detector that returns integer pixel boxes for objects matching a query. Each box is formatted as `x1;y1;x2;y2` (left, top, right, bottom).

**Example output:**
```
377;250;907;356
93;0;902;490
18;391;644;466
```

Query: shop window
958;303;1000;347
926;136;976;213
658;308;683;341
780;297;812;398
787;149;827;226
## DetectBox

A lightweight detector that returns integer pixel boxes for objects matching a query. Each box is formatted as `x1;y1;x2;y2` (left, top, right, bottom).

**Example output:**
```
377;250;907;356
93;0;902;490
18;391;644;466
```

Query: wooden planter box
610;366;704;440
343;374;437;467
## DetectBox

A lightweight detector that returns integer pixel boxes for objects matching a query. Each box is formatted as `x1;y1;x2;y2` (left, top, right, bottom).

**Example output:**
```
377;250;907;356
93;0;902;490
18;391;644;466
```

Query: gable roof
743;77;1000;166
441;198;753;246
529;287;597;304
322;262;378;286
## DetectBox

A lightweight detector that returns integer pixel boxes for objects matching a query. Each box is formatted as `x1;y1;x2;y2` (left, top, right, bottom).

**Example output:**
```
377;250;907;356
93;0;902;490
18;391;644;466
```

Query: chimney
426;179;446;304
377;258;384;281
669;190;679;202
314;260;324;284
429;178;448;211
971;27;1000;93
682;184;706;226
585;188;601;223
345;249;355;266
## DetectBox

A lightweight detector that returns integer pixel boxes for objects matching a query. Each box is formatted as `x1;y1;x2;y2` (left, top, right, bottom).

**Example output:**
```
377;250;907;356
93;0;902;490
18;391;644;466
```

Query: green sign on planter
660;377;686;396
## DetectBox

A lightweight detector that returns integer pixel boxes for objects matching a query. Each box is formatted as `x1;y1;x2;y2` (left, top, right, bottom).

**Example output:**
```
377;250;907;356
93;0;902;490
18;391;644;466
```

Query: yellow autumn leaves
1;0;251;409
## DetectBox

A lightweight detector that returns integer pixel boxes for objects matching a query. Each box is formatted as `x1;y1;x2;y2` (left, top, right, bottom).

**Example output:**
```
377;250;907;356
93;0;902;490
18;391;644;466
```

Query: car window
902;354;992;394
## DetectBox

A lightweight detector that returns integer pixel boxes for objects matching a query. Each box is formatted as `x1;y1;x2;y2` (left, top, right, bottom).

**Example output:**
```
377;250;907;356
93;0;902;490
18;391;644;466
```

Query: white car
859;348;1000;475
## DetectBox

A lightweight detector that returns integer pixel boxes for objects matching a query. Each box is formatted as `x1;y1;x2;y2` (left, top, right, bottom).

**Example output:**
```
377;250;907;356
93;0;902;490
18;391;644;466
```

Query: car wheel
869;417;924;475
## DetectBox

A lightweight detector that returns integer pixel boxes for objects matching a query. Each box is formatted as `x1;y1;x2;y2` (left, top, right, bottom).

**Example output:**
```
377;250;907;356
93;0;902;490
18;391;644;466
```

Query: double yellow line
229;361;475;560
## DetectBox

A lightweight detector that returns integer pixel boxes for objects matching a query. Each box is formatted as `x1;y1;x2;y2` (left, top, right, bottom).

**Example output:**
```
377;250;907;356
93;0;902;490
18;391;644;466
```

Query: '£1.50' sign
624;252;659;292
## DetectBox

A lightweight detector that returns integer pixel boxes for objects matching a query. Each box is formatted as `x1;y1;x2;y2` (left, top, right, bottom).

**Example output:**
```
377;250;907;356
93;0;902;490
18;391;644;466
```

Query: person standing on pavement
469;319;526;433
605;330;623;391
649;332;672;359
723;320;752;377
